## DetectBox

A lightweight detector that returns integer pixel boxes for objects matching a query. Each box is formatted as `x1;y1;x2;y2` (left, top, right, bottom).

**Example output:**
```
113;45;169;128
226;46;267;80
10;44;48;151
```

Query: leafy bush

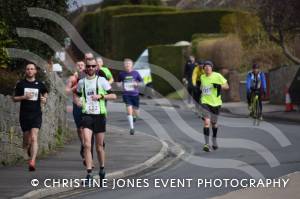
111;9;236;60
0;21;14;68
149;44;189;95
78;5;176;57
220;12;267;48
101;0;163;8
193;34;243;70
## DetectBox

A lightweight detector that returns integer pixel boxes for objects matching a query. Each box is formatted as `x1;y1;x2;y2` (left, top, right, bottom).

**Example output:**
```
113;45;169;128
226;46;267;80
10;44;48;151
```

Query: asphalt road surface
57;101;300;199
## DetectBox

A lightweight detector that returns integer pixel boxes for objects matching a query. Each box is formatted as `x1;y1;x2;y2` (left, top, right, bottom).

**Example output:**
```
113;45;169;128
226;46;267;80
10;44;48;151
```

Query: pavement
221;101;300;123
211;172;300;199
0;125;168;199
140;98;300;123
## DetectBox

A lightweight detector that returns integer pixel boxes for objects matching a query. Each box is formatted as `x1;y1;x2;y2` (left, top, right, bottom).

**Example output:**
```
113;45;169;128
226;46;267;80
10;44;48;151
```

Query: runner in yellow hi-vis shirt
200;61;229;152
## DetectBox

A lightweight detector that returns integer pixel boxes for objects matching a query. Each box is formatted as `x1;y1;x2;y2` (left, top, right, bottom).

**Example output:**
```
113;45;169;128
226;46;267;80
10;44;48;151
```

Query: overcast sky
69;0;103;11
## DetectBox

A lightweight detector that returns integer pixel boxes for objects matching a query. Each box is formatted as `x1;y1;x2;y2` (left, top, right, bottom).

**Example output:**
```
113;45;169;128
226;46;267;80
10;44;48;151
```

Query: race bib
202;86;212;95
124;82;135;91
24;88;39;101
85;89;100;114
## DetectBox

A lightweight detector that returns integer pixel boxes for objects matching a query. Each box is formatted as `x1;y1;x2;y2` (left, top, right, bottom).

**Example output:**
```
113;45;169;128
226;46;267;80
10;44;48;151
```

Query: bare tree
258;0;300;64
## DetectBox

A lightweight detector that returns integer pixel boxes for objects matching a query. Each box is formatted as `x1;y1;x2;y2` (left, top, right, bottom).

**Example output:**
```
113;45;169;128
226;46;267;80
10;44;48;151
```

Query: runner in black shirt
13;63;48;171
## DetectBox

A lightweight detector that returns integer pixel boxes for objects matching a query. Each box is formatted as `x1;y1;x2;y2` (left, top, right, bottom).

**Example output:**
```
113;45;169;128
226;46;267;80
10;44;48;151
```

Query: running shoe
130;129;135;135
212;145;218;150
99;169;106;187
28;160;36;171
83;174;93;187
203;144;210;152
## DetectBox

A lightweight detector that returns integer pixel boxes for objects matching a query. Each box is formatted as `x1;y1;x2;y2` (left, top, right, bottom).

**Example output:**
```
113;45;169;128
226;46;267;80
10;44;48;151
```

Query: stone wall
269;65;300;104
0;72;70;166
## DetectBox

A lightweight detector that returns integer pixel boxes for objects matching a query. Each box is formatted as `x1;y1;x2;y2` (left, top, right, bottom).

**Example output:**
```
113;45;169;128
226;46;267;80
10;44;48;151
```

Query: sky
68;0;103;11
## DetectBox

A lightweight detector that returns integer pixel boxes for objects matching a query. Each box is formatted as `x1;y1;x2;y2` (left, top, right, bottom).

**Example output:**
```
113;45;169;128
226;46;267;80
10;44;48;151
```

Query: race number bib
24;88;39;101
202;86;212;95
124;82;135;91
85;89;100;114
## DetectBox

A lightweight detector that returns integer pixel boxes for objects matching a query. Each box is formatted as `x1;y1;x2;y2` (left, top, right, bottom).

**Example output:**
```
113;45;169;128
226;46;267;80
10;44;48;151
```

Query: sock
128;115;134;129
212;127;218;146
203;127;210;145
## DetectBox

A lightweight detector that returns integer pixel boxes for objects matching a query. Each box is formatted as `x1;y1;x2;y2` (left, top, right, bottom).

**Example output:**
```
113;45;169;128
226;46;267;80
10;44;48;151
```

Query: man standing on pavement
13;63;48;171
75;58;116;184
65;60;86;161
183;55;197;107
118;58;143;135
200;61;229;152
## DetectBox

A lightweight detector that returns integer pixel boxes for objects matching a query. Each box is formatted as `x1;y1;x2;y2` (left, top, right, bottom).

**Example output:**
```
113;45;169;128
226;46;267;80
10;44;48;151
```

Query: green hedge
111;9;237;60
149;44;188;95
78;5;177;57
101;0;163;8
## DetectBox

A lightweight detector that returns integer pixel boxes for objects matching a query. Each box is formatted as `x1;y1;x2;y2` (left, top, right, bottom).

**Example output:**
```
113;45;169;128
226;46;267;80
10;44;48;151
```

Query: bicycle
249;91;262;119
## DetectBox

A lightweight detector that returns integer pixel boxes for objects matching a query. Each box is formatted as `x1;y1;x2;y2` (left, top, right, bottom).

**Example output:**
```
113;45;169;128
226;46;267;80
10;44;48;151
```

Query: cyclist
200;61;229;152
183;55;197;107
75;58;116;185
118;58;143;135
96;57;114;84
246;63;267;120
13;63;48;171
192;60;205;114
65;60;86;160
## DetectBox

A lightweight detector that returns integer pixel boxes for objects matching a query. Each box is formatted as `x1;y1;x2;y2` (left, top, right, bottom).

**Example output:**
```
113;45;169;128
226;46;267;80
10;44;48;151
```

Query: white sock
128;115;134;129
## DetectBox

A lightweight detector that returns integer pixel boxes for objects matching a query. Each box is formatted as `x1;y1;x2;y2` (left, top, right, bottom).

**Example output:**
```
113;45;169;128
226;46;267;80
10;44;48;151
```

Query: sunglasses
86;64;97;68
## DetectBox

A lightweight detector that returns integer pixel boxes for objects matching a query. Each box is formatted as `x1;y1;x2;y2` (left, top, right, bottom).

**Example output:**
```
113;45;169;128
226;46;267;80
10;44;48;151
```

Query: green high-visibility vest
81;76;107;115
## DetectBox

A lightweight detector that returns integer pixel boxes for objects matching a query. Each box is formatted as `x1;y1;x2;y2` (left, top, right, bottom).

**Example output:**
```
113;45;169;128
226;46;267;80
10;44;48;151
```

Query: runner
183;55;197;107
96;57;114;84
84;52;94;60
118;58;143;135
13;63;48;171
75;58;116;185
200;61;229;152
246;63;267;120
65;60;86;160
192;60;205;115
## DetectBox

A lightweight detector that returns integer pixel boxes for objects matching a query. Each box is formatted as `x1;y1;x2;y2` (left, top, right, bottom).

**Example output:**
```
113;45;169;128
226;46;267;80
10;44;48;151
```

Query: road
56;101;300;199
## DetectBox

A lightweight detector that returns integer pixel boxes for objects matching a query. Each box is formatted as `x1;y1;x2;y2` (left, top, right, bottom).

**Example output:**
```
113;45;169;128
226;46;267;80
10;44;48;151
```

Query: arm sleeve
192;67;198;86
118;73;123;82
136;72;143;82
184;63;188;78
246;73;251;93
14;82;23;96
106;68;113;79
261;72;267;92
218;73;227;85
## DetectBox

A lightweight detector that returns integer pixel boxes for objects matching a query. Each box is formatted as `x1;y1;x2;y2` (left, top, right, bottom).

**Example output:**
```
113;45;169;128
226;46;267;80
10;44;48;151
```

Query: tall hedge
149;44;188;95
111;10;236;60
78;5;177;57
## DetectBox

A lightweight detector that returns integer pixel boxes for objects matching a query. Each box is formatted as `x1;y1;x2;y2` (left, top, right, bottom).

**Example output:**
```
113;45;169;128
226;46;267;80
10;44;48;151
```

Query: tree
0;20;15;68
258;0;300;64
0;0;71;68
